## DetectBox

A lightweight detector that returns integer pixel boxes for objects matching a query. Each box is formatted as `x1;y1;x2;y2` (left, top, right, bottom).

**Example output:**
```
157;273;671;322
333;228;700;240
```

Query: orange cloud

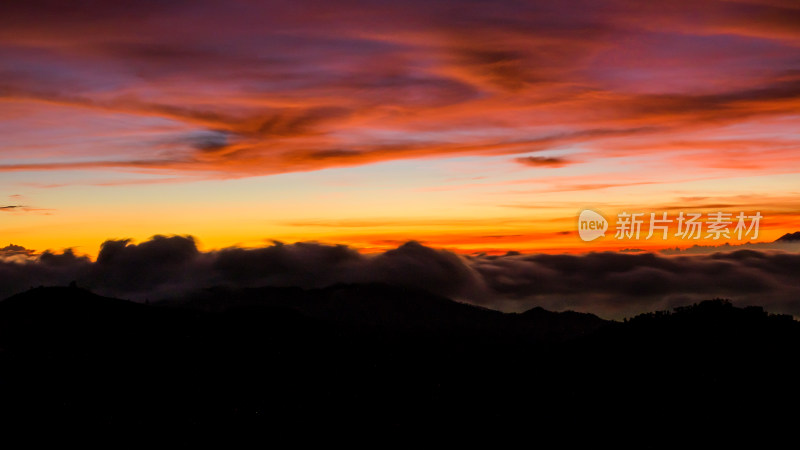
1;0;799;181
1;0;799;256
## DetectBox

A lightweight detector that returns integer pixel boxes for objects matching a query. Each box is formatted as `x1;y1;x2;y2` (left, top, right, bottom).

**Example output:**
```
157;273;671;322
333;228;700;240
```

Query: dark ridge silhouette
776;231;800;242
161;282;608;342
0;285;797;440
1;285;143;318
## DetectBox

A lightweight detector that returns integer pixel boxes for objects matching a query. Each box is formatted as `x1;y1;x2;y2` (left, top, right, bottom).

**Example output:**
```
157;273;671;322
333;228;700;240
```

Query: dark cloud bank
1;235;799;319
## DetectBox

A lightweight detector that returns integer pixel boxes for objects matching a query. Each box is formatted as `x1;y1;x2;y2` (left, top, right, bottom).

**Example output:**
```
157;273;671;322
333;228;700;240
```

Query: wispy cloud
514;156;572;168
0;0;798;179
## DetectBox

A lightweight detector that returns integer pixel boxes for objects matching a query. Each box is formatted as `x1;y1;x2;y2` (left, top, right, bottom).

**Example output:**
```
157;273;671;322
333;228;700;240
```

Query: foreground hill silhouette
0;285;798;440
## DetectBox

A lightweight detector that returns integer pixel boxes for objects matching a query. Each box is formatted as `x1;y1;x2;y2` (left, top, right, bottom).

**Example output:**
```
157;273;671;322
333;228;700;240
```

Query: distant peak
776;231;800;242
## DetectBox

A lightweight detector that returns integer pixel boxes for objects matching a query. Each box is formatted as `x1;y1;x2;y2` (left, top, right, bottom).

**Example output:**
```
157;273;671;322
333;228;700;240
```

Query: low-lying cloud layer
2;235;798;319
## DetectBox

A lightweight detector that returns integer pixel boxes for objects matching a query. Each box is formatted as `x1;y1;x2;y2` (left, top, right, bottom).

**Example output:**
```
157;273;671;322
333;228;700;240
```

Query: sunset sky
2;0;800;257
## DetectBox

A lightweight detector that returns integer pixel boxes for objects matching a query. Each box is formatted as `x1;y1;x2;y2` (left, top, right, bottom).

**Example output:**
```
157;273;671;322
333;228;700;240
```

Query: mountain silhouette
776;231;800;242
162;282;608;342
0;284;797;440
